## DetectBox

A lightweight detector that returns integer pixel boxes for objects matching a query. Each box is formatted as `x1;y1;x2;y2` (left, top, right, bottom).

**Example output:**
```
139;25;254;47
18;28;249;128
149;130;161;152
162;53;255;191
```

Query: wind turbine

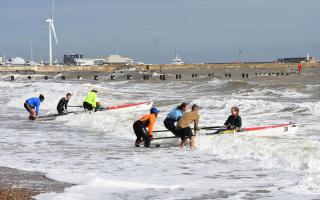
46;0;58;65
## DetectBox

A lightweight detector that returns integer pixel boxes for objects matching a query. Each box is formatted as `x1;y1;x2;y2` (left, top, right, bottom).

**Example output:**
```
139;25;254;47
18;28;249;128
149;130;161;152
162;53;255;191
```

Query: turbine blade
51;23;58;45
51;0;55;19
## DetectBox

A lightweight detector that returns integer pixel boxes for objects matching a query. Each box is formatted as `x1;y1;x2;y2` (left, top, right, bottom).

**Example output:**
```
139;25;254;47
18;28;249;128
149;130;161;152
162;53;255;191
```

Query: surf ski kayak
37;101;153;121
151;123;297;147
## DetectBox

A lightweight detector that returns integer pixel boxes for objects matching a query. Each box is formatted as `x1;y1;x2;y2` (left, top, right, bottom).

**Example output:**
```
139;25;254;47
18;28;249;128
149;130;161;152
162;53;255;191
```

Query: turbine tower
46;0;58;66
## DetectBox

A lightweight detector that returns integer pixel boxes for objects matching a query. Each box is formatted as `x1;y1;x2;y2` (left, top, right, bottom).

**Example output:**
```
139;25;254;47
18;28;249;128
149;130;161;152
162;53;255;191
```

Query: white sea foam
0;76;320;199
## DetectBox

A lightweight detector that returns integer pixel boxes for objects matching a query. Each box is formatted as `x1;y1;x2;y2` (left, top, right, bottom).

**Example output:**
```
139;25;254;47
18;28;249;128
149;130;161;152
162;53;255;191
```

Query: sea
0;68;319;200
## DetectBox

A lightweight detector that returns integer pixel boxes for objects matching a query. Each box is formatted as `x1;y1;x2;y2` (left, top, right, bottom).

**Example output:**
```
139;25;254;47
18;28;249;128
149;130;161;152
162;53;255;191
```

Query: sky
0;0;319;64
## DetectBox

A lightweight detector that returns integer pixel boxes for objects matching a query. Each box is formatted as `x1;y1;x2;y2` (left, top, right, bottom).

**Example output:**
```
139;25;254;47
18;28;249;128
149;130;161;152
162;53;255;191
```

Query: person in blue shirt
163;103;189;137
24;94;45;120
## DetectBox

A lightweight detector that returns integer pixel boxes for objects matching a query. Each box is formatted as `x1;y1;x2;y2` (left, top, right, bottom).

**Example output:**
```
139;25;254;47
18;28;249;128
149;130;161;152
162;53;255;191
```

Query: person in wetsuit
177;104;200;149
24;94;45;120
163;103;189;137
133;107;160;148
224;106;242;130
83;90;98;111
57;93;72;115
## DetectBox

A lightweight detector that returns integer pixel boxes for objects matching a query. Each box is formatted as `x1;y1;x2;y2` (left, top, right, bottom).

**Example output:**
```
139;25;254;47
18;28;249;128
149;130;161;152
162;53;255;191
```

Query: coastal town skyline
0;0;319;64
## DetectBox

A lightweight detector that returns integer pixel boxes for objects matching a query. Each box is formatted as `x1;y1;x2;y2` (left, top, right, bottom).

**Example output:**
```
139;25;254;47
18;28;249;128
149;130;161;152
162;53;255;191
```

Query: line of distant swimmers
24;91;242;149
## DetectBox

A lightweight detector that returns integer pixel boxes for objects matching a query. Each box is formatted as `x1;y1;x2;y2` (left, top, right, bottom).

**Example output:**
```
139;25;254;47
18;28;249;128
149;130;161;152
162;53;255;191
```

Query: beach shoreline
0;166;73;200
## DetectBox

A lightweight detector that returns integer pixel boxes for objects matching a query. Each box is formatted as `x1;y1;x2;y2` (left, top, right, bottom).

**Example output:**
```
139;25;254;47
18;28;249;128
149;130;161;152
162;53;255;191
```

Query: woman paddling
163;103;189;137
224;106;242;130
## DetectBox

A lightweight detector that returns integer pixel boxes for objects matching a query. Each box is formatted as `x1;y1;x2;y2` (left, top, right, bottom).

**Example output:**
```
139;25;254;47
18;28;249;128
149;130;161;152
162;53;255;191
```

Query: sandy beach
0;167;72;200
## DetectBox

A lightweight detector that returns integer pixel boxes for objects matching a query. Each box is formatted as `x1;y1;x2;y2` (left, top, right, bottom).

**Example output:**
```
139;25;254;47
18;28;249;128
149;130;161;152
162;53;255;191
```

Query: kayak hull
151;123;297;147
107;101;153;113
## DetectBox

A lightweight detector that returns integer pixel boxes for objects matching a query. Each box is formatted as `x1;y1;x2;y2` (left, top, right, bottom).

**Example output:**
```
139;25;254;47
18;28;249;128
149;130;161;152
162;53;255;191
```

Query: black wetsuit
83;102;93;111
133;120;151;148
224;115;242;129
163;118;182;137
57;97;69;115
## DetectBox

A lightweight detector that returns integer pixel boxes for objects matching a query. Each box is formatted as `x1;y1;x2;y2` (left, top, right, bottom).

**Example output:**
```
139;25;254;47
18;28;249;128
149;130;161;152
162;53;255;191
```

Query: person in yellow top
83;90;98;111
177;104;200;149
133;107;160;148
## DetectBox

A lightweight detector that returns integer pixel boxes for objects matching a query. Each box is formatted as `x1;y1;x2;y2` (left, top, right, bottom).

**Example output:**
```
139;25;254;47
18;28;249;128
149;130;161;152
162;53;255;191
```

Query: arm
194;115;200;135
237;116;242;128
64;100;68;112
35;100;40;115
92;94;97;108
224;116;231;126
148;115;156;137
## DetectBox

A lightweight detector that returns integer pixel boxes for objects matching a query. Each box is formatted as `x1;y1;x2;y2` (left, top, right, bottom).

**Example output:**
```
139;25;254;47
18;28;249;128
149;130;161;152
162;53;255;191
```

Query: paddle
153;126;225;133
68;105;83;108
201;126;226;130
153;128;227;140
203;128;227;136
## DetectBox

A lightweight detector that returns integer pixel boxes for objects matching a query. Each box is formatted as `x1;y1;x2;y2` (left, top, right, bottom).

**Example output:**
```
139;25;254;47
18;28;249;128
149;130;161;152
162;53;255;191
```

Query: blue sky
0;0;319;63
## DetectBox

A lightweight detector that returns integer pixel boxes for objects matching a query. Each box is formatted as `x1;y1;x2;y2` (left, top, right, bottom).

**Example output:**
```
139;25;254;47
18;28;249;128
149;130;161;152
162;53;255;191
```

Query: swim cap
150;107;160;114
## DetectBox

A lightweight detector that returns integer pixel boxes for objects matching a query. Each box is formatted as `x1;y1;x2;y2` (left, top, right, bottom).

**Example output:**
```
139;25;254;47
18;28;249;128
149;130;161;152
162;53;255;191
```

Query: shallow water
0;69;319;200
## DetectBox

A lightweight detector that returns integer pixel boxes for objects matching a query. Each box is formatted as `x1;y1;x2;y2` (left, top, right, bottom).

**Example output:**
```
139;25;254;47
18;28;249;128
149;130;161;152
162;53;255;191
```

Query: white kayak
106;101;153;113
37;101;153;121
151;123;297;147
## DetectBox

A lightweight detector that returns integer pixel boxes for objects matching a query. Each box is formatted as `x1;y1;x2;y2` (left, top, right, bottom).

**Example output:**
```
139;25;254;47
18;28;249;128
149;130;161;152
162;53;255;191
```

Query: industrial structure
278;54;316;64
64;54;84;65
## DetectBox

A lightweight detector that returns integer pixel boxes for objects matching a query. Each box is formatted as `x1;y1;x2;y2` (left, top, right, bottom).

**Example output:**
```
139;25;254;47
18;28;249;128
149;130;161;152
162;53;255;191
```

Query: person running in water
57;93;72;115
133;107;160;148
177;104;200;149
163;103;189;137
83;90;98;111
224;106;242;130
24;94;45;120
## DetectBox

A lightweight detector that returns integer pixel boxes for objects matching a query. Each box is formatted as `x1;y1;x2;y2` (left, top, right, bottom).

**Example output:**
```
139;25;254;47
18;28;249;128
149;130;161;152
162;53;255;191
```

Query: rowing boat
151;123;297;147
37;101;153;121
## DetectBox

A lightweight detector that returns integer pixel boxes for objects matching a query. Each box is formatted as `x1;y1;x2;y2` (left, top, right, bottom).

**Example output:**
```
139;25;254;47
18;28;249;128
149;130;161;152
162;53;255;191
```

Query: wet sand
0;167;73;200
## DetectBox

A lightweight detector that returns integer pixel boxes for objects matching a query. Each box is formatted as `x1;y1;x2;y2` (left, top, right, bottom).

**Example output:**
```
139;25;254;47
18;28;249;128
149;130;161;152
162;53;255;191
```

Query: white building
74;58;94;66
105;54;134;65
8;57;26;66
0;56;4;66
74;58;105;66
27;61;39;66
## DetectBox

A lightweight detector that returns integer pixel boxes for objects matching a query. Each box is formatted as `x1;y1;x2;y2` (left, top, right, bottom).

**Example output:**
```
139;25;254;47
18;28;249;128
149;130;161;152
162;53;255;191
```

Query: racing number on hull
283;126;289;133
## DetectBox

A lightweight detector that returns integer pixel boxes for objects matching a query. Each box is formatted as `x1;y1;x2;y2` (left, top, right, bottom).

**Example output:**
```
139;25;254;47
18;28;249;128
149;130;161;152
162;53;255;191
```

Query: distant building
64;54;84;65
0;56;4;66
74;58;105;66
105;54;134;65
74;58;94;66
26;61;39;66
8;57;26;66
93;59;105;66
278;55;316;64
